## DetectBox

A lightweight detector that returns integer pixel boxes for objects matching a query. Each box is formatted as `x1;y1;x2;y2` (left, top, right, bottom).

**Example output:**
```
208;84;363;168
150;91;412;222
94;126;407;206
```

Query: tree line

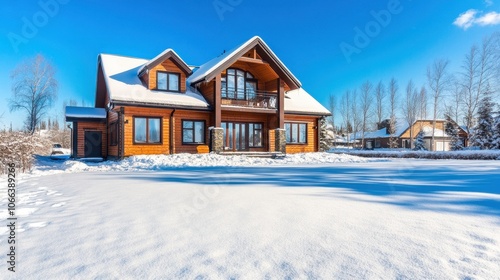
327;32;500;150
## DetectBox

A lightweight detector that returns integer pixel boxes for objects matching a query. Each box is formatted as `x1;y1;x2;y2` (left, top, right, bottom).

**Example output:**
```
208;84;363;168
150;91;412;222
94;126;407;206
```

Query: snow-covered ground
1;154;499;279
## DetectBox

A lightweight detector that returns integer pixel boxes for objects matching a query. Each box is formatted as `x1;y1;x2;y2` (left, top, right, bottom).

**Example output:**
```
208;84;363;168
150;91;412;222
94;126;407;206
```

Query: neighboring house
65;36;331;159
359;119;468;151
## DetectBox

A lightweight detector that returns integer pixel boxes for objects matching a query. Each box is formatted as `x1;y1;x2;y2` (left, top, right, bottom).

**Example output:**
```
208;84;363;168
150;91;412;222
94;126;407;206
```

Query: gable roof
137;49;192;77
187;36;302;89
98;54;209;109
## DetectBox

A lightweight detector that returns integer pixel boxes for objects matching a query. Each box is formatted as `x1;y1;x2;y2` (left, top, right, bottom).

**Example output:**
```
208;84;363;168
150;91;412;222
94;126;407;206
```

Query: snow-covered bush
0;131;52;173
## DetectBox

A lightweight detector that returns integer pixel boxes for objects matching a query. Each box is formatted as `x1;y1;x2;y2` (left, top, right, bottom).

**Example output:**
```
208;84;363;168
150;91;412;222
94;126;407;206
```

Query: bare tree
375;80;386;127
418;86;428;119
360;81;373;148
328;94;336;144
427;59;451;151
445;82;463;124
460;34;498;145
351;90;361;148
402;80;419;149
388;78;399;148
9;54;58;134
339;90;352;141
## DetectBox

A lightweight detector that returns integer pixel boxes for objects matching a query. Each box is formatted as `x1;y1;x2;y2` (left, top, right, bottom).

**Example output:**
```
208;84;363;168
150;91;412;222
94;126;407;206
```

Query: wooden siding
284;115;319;153
199;80;215;106
172;110;211;154
123;106;172;156
148;58;186;92
76;121;107;158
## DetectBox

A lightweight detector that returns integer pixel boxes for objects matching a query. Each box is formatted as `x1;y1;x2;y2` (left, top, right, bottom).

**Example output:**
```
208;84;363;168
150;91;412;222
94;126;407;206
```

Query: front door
222;122;248;151
84;131;102;158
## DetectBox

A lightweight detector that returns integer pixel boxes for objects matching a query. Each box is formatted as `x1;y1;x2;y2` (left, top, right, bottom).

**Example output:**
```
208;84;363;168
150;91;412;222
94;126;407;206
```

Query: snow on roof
65;106;106;120
421;126;448;137
99;54;209;108
187;36;301;87
137;48;191;76
284;88;331;115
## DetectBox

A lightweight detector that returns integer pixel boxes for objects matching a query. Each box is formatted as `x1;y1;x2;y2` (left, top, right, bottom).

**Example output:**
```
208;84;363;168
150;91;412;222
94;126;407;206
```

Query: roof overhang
65;106;107;122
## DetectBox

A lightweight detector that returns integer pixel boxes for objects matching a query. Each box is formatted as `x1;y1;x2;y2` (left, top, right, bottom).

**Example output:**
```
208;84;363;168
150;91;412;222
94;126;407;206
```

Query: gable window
109;122;118;146
134;117;161;144
157;71;180;92
285;123;307;144
182;120;205;144
221;68;257;100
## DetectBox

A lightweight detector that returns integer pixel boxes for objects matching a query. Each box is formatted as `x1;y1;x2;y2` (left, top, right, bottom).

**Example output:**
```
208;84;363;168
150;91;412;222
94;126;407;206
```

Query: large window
285;123;307;144
221;68;257;100
134;117;161;144
157;71;180;92
109;122;118;146
182;120;205;144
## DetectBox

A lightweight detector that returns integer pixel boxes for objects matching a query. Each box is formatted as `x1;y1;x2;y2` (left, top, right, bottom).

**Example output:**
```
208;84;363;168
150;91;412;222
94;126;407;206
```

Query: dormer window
157;71;180;92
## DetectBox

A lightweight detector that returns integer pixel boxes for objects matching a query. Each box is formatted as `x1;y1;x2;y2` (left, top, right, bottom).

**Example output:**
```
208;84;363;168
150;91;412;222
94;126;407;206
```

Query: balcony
221;88;277;109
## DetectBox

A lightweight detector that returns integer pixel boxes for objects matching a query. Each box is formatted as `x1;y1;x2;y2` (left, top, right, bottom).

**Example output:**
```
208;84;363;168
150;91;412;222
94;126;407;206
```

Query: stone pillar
210;127;223;154
275;128;286;154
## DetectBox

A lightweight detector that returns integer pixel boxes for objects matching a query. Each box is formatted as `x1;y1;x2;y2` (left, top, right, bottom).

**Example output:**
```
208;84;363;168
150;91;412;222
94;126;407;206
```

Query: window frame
182;120;206;145
221;68;258;100
248;123;263;148
109;121;118;146
285;122;308;145
133;116;162;145
156;71;181;92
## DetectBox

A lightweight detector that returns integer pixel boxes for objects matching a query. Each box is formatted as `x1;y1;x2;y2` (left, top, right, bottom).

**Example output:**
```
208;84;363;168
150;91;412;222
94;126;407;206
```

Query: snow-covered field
1;154;500;279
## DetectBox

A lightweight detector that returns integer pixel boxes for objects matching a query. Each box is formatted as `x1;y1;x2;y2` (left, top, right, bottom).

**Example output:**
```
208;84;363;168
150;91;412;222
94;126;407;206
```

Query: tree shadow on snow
111;164;500;217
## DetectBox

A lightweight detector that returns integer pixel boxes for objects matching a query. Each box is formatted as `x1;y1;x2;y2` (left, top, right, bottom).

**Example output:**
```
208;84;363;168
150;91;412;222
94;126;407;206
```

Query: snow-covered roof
137;48;191;76
187;36;301;88
65;106;106;120
99;54;209;109
360;119;454;139
284;88;330;115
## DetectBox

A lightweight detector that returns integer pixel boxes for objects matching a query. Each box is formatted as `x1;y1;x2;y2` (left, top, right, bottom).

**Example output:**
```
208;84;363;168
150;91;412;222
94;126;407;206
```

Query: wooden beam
214;74;222;127
277;78;284;129
237;56;268;64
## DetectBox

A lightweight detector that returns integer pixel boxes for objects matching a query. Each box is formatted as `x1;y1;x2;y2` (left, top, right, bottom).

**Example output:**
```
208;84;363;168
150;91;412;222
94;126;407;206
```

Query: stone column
210;127;223;154
275;128;286;154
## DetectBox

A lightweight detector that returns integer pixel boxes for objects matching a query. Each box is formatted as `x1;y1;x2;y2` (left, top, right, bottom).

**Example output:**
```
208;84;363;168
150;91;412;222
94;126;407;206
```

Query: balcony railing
221;88;277;109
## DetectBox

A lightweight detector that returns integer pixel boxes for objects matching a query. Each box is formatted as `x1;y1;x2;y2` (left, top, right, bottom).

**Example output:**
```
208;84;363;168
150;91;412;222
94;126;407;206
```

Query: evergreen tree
319;117;330;152
445;115;463;151
493;111;500;149
470;91;494;149
413;130;426;151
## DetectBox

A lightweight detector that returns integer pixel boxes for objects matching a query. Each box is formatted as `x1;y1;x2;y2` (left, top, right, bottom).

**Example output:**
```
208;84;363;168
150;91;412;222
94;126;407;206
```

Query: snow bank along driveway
1;155;499;279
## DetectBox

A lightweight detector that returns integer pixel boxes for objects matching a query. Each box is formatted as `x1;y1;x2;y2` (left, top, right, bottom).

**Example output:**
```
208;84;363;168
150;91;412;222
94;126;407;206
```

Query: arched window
221;68;257;100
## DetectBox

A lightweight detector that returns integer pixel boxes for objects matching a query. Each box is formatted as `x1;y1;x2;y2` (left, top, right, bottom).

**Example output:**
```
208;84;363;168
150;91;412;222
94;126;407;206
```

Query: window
182;120;205;144
221;68;257;100
134;117;161;144
157;71;180;91
285;123;307;144
248;123;263;147
109;122;118;146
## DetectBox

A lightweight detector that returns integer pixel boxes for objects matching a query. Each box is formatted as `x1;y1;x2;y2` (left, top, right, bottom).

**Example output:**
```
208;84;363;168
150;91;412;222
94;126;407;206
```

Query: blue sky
1;0;499;130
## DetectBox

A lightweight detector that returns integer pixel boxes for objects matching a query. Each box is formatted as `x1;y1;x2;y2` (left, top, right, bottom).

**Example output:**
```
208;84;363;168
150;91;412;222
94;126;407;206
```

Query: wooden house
65;36;331;159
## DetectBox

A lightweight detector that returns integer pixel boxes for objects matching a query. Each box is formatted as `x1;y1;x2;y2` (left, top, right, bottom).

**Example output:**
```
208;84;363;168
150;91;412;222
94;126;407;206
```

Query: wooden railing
221;88;277;109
